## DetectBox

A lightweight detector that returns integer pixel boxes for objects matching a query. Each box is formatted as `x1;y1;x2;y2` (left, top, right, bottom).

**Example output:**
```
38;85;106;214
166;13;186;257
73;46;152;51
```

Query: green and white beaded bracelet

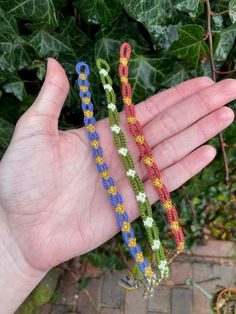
96;58;169;281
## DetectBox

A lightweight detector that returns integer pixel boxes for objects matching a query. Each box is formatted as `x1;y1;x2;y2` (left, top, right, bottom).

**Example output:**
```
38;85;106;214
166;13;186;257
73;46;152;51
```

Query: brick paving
39;240;236;314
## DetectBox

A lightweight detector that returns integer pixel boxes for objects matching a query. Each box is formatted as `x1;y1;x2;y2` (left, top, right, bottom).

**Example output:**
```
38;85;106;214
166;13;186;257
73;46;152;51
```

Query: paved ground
39;241;236;314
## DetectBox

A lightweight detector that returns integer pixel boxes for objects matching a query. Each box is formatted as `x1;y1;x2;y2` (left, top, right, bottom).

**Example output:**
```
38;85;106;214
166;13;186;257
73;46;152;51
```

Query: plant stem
215;69;236;75
224;144;236;149
210;9;229;16
206;0;230;187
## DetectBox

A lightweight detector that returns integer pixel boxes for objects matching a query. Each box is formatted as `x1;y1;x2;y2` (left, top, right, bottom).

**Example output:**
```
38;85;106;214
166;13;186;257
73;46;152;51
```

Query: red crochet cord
119;42;185;253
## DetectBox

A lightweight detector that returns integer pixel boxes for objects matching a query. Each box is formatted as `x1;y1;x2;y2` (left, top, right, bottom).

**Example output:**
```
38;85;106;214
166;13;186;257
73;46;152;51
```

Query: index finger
121;76;214;127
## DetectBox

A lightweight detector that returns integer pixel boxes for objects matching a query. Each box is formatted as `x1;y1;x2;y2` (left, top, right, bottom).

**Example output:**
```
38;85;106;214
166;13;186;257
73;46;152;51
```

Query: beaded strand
118;43;185;254
76;61;158;297
96;58;169;280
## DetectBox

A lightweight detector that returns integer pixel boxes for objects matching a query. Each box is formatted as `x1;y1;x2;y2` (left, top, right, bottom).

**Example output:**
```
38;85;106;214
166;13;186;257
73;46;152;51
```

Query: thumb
16;58;70;136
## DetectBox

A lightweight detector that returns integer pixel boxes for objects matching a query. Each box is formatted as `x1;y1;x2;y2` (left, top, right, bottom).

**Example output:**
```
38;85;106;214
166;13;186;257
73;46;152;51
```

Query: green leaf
73;0;122;25
95;15;148;62
214;23;236;61
0;33;34;71
212;15;224;32
174;0;204;18
28;29;72;57
0;8;19;37
169;24;209;67
54;0;67;8
0;0;58;27
124;51;173;104
229;0;236;23
161;62;189;88
121;0;178;46
0;118;14;159
3;80;27;101
31;60;46;80
211;0;228;12
0;67;19;84
58;16;89;50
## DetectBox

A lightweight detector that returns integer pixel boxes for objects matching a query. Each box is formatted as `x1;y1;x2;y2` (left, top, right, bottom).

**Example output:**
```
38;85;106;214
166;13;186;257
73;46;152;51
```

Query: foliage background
0;1;236;305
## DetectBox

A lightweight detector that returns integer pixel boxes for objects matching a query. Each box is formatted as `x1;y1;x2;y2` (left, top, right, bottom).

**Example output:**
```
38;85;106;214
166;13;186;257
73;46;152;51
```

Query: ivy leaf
229;0;236;24
124;52;173;104
58;16;89;50
174;0;204;18
0;0;58;28
0;118;14;159
121;0;178;47
73;0;122;25
31;60;46;80
212;15;224;32
0;33;34;71
214;23;236;61
0;67;19;84
169;24;209;67
3;80;27;101
54;0;67;8
95;15;148;62
211;0;228;12
0;8;19;36
28;29;73;57
161;62;190;88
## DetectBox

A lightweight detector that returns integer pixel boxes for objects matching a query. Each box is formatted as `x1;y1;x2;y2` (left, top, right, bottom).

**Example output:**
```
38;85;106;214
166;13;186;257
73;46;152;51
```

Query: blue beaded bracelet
75;61;158;297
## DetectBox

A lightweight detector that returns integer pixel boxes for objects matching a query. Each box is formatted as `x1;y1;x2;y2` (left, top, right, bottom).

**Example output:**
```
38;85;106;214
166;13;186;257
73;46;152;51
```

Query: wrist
0;210;47;313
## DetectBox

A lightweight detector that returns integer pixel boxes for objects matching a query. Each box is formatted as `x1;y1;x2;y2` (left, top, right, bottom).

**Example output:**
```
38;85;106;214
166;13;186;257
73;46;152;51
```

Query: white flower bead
99;69;108;76
104;84;112;92
118;147;128;156
108;103;116;111
127;169;136;178
151;240;161;250
159;260;168;272
111;125;120;134
136;192;146;203
144;216;154;227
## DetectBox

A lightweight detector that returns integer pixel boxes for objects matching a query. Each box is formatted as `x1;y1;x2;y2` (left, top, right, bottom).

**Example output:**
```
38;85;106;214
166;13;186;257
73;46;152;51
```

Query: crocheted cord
118;43;185;254
76;61;158;297
96;58;169;280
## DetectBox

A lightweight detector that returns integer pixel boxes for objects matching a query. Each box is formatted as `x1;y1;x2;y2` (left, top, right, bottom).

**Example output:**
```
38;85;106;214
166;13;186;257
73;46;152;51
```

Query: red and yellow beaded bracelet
118;42;185;255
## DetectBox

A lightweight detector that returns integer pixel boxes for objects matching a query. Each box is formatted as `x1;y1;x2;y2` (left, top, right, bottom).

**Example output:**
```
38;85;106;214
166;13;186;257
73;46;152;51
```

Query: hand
0;58;234;292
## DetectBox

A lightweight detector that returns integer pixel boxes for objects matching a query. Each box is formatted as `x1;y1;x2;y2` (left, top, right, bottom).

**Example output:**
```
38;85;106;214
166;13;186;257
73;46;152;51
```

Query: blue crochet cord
75;61;158;297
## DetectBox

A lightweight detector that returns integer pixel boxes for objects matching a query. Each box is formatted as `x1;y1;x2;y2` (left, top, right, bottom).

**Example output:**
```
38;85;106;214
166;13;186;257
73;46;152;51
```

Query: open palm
0;58;234;273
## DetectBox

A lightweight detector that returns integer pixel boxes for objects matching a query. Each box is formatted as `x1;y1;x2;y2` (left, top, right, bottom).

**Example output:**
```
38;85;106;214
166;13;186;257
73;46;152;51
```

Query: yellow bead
82;97;90;104
145;266;153;277
120;57;128;66
136;253;144;263
144;156;153;166
101;171;109;179
122;222;131;233
127;116;136;124
178;241;185;252
135;135;144;144
84;110;93;118
91;140;99;148
164;200;172;210
79;73;87;80
123;97;132;105
128;238;136;247
108;186;117;195
86;124;95;132
80;85;88;92
153;178;163;188
121;76;128;84
171;221;180;232
116;204;125;214
96;156;104;165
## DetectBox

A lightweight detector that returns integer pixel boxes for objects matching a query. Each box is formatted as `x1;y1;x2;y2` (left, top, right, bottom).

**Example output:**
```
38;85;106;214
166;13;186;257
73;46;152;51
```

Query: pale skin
0;58;235;313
